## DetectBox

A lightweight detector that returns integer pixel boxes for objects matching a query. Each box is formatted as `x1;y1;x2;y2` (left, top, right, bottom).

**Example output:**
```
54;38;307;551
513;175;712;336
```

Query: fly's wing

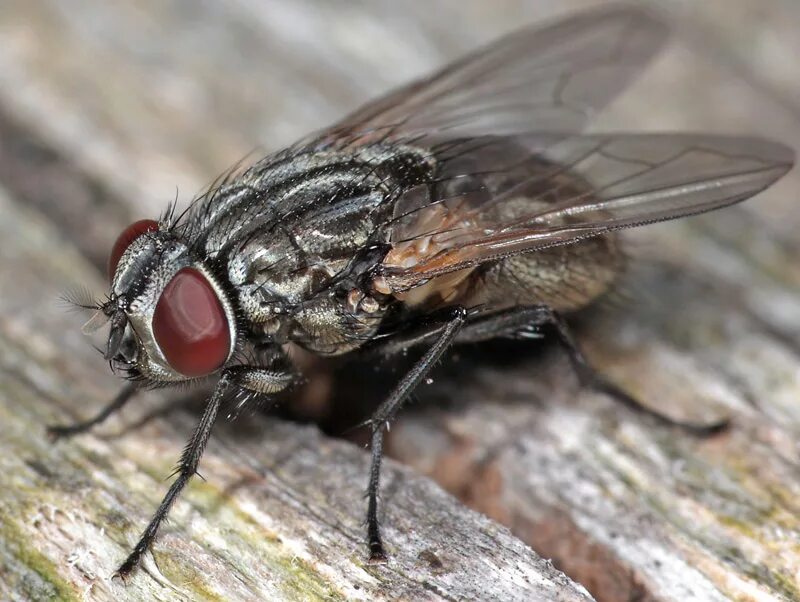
185;6;665;253
285;6;791;293
380;134;794;291
308;6;667;147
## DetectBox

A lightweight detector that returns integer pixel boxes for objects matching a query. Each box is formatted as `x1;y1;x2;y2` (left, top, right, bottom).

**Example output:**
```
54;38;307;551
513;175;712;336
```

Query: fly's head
87;219;237;384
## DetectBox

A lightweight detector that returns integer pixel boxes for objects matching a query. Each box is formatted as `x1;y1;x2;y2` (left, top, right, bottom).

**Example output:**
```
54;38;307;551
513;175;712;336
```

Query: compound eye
108;219;159;280
152;267;231;377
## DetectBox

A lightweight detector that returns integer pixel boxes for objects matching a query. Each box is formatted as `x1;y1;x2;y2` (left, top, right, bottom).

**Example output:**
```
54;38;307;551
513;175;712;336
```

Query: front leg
47;382;139;440
115;362;294;578
365;306;466;561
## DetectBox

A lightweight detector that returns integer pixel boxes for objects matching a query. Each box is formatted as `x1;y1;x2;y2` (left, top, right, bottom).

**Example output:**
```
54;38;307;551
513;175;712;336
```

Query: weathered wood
0;189;588;600
1;1;799;601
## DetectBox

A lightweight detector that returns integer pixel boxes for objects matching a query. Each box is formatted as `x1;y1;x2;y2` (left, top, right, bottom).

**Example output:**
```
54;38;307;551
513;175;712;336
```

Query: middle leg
374;305;728;434
364;306;466;561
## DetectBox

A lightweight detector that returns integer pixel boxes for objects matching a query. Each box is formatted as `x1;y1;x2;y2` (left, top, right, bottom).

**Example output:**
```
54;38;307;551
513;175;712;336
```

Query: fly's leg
47;382;138;440
369;305;549;357
507;306;729;436
370;305;727;434
115;364;294;578
365;306;481;357
365;306;466;562
454;306;551;343
224;353;298;419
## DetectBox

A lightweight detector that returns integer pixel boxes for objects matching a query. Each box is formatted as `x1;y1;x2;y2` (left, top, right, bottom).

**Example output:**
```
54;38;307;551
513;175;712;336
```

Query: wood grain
1;1;799;600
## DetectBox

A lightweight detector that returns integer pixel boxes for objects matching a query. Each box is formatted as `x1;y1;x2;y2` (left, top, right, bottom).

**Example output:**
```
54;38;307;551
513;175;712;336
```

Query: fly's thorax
235;278;386;355
192;142;436;267
290;290;385;355
203;143;437;353
224;212;392;354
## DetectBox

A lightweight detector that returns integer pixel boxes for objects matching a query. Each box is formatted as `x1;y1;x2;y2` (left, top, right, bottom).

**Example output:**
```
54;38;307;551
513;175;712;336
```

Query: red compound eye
108;219;159;280
152;267;231;377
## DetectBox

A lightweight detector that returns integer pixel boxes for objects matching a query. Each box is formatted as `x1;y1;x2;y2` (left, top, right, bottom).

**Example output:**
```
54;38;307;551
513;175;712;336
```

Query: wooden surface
1;1;800;601
0;192;588;600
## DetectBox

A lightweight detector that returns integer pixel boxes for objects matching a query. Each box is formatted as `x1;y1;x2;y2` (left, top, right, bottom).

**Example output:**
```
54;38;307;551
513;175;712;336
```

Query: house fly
50;5;793;577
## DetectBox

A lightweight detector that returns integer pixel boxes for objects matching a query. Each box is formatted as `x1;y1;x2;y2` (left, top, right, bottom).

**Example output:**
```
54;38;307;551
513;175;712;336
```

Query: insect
50;6;793;577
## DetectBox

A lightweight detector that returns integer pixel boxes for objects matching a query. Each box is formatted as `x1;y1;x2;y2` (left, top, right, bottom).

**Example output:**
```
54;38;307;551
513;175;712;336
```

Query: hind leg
468;305;728;435
380;305;728;435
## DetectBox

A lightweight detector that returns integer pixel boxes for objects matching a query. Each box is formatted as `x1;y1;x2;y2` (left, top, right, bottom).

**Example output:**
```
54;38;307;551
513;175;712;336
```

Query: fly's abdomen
378;154;623;313
468;234;622;313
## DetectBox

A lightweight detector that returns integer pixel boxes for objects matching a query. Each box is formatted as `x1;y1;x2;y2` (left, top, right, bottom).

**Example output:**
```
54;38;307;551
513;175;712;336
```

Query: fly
49;5;794;577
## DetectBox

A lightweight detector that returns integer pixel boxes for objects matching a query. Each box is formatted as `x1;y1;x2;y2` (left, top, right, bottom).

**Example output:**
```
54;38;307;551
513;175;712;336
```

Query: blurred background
3;1;799;244
2;2;800;601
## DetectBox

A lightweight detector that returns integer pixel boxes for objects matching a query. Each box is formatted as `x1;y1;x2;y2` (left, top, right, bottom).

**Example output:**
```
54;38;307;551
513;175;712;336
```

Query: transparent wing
381;133;794;291
309;6;667;147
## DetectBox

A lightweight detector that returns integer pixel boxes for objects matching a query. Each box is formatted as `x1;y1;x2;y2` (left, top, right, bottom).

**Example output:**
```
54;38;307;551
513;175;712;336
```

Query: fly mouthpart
104;310;128;361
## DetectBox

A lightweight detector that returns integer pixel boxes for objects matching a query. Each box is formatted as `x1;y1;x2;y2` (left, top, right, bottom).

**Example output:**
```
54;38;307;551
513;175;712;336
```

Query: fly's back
181;143;435;352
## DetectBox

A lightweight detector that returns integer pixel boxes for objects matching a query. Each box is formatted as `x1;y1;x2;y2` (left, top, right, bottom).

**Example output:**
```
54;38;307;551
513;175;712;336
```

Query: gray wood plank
1;1;798;600
0;185;589;601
